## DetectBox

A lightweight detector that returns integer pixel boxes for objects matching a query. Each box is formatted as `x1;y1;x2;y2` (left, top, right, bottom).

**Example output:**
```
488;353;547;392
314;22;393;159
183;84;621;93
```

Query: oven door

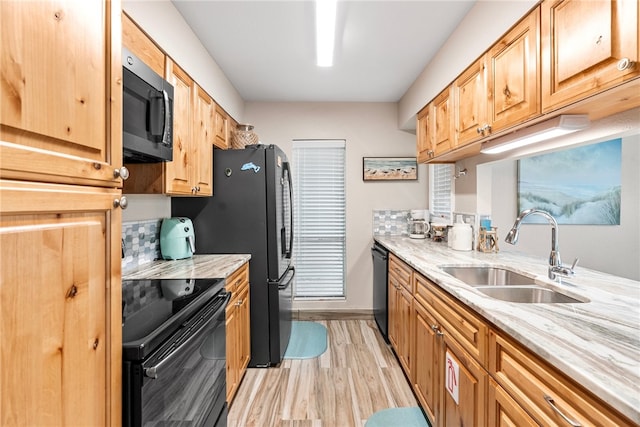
124;291;230;427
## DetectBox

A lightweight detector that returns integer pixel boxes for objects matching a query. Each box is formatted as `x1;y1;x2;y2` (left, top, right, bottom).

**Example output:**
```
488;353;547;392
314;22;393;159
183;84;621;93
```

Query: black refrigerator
171;144;294;367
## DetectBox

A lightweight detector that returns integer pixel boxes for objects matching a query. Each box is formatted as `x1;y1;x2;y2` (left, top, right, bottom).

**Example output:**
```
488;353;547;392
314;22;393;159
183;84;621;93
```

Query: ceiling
171;0;476;103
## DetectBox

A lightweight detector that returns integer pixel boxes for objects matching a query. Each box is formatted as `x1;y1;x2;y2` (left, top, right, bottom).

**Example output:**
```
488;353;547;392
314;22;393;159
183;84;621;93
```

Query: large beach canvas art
363;157;417;181
517;138;622;225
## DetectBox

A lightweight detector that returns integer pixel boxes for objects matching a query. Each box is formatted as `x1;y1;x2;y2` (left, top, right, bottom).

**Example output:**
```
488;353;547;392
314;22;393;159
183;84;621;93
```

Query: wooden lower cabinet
413;286;487;427
413;300;440;423
441;334;487;427
0;180;121;426
489;330;634;427
388;254;414;377
488;378;538;426
225;262;251;404
396;253;633;427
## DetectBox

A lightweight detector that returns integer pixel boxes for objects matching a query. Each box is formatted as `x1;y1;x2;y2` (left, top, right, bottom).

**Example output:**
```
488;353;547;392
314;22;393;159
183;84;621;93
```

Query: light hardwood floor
228;320;419;427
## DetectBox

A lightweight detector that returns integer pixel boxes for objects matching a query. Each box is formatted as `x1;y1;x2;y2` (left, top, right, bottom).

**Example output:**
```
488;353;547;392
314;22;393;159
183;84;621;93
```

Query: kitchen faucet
505;208;579;281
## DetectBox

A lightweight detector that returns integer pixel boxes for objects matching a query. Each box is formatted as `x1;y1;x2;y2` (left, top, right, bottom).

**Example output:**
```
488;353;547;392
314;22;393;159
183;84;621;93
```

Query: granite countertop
375;236;640;424
122;254;251;280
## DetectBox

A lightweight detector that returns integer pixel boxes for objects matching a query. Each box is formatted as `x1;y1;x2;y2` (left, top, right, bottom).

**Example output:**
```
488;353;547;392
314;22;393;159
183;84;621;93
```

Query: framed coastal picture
363;157;418;181
517;138;622;225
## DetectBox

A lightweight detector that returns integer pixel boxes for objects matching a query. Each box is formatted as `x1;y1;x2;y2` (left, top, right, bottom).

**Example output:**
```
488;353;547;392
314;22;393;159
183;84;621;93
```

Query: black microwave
122;46;174;163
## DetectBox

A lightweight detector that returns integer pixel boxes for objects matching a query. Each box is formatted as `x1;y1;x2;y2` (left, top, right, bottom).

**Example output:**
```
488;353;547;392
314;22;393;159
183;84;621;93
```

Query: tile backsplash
122;219;163;271
373;209;410;236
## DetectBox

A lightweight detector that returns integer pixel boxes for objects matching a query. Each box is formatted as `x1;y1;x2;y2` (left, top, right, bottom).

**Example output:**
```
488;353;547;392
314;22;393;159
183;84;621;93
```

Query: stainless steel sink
473;286;584;303
440;266;535;286
440;266;587;303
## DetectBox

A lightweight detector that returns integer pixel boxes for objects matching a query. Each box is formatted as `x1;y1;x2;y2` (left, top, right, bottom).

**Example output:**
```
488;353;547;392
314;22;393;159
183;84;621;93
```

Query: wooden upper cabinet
214;105;229;149
416;105;433;162
541;0;640;112
488;7;541;132
165;59;195;195
454;56;488;147
122;12;165;76
432;87;456;156
192;85;214;196
0;0;123;188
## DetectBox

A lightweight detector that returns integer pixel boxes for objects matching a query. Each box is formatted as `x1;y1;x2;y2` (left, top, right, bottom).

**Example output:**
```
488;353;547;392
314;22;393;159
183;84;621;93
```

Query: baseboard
292;309;374;321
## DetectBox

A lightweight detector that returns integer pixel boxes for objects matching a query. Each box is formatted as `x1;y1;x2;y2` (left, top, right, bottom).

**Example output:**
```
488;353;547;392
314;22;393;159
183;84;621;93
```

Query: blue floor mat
365;407;431;427
283;321;327;359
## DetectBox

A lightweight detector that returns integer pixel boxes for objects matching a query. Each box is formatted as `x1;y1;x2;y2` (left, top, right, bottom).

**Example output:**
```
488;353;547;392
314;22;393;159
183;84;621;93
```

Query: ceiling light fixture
316;0;337;67
480;115;590;155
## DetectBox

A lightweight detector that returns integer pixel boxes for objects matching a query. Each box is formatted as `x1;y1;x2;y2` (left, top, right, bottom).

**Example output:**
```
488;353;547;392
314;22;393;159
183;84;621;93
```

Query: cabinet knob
113;196;128;210
477;124;492;136
617;57;636;71
113;166;129;180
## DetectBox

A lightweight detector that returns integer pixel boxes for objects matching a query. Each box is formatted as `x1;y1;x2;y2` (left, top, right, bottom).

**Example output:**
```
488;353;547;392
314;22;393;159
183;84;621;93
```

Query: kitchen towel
365;407;431;427
283;321;327;359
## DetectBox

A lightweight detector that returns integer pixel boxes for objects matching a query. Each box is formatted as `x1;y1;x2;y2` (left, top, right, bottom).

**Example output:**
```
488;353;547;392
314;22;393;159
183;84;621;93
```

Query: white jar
450;222;473;251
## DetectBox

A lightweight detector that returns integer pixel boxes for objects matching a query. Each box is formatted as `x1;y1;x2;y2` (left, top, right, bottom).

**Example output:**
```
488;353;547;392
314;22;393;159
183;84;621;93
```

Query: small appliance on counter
160;217;195;260
408;209;430;239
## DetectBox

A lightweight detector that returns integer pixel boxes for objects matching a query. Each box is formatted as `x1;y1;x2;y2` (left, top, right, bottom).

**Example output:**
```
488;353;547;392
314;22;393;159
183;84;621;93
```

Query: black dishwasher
371;242;389;342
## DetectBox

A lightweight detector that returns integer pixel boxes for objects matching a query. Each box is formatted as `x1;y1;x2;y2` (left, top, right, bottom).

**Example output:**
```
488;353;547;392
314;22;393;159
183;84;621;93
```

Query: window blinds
430;164;454;222
292;140;346;298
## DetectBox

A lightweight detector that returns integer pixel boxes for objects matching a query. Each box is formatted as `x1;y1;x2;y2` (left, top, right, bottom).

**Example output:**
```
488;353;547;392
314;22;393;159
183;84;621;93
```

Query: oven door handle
144;292;230;380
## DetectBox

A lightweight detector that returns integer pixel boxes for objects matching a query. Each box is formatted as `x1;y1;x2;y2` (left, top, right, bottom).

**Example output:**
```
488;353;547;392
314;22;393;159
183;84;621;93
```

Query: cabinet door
488;379;538;427
489;8;540;132
214;105;229;149
122;12;165;77
416;105;433;163
397;287;413;378
432;87;456;156
237;283;251;373
0;0;123;188
454;56;488;147
414;301;440;426
165;59;194;195
388;275;400;350
541;0;640;111
226;297;239;403
441;335;488;427
0;180;121;426
192;85;214;196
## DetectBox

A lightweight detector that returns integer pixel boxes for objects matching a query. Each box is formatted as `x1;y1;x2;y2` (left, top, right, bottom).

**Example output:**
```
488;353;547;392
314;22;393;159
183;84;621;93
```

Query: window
430;164;454;222
292;140;346;298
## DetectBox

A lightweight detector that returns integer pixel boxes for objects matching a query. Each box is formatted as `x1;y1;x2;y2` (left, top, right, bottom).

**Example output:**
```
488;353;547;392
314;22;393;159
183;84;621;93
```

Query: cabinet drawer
226;262;249;295
389;253;413;292
415;273;488;366
489;330;634;426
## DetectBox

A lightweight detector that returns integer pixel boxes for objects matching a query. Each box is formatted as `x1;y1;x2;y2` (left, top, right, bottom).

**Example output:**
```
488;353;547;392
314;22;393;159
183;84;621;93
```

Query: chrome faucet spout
505;209;577;281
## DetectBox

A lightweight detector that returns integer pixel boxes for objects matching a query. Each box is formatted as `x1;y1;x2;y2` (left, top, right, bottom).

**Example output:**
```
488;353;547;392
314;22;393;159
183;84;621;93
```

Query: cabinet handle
544;395;581;427
430;324;444;337
235;299;243;306
113;196;128;210
617;57;635;71
113;166;129;180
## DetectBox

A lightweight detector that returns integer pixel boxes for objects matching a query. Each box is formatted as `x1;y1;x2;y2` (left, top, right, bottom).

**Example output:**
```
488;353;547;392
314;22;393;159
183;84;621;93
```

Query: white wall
122;0;244;120
243;102;428;311
398;0;537;130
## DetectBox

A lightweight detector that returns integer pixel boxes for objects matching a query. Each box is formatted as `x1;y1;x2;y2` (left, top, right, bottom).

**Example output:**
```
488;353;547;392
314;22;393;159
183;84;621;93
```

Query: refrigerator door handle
283;161;294;259
270;266;295;290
